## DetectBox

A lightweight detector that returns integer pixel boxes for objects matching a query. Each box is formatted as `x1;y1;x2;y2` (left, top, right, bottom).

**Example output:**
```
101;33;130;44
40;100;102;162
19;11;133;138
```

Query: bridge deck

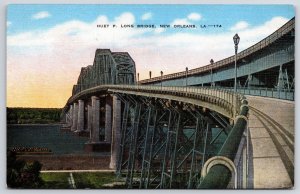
247;96;294;188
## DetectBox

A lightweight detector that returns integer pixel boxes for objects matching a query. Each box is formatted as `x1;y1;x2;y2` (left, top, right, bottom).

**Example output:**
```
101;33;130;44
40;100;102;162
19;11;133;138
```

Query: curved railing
64;84;244;119
199;97;248;188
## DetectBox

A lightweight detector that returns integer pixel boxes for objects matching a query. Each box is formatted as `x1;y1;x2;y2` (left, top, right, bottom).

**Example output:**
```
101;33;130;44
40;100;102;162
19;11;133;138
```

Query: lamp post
210;59;214;87
186;67;188;94
137;73;139;89
160;71;163;91
233;33;240;93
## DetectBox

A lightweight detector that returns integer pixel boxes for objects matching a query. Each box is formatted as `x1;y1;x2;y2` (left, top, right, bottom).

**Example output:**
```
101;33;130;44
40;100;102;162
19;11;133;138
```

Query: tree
7;150;44;188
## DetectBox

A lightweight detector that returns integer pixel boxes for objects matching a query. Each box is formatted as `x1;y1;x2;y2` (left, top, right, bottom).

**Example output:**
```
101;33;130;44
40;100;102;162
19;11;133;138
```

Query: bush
7;150;44;188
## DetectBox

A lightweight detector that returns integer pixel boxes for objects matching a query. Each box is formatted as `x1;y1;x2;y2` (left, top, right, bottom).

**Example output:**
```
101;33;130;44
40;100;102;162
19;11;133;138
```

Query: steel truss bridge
61;17;294;189
64;85;248;189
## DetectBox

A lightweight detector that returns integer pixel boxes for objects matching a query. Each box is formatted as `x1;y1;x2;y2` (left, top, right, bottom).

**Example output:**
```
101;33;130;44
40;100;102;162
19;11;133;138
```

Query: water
7;125;90;155
7;125;227;155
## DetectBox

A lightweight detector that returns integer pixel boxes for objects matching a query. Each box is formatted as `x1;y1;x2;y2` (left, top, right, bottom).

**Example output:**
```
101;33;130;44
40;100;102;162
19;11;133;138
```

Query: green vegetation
40;172;71;189
8;149;120;189
40;172;120;189
7;107;62;124
7;150;44;188
73;172;117;189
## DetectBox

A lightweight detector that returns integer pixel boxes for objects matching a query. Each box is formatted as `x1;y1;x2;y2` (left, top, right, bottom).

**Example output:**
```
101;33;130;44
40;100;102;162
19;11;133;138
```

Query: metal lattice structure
72;49;136;95
80;85;245;189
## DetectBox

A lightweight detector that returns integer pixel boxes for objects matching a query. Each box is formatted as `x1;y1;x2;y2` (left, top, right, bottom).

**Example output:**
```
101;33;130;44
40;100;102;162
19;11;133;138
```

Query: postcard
6;4;295;189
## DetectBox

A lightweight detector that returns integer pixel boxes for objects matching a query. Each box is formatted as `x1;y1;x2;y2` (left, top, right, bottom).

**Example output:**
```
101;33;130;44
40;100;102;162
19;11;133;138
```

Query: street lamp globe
233;33;240;54
233;33;240;46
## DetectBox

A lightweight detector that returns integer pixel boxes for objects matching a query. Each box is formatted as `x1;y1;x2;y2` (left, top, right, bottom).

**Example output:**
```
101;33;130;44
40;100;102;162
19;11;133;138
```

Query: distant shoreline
7;123;61;126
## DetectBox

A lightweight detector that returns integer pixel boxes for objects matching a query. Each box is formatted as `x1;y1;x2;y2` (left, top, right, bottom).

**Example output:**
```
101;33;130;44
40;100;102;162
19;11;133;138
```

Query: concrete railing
223;87;294;101
198;97;249;189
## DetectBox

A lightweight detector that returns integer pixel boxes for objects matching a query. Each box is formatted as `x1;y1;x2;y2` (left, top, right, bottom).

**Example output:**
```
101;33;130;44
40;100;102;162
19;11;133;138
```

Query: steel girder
115;93;232;189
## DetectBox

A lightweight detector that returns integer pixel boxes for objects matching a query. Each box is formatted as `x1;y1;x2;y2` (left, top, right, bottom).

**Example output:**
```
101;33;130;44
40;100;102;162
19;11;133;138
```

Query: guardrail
198;97;249;189
217;87;294;101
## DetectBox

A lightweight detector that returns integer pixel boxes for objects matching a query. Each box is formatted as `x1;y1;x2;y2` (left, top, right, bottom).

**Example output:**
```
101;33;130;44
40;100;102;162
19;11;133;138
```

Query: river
7;124;90;155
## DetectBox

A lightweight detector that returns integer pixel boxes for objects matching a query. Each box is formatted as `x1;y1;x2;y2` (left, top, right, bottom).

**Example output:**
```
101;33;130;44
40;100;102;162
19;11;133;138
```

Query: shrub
7;150;44;188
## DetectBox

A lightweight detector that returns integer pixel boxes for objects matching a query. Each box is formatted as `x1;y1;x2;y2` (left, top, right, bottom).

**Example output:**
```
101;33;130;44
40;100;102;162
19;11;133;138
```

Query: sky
6;4;294;108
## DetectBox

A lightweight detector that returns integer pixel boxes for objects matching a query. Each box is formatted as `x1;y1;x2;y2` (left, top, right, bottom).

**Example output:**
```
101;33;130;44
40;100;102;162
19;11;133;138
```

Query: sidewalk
247;96;294;189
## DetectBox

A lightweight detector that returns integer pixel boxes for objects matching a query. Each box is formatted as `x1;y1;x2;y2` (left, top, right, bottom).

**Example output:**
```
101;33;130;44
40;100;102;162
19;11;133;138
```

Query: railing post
258;87;261;96
285;89;287;100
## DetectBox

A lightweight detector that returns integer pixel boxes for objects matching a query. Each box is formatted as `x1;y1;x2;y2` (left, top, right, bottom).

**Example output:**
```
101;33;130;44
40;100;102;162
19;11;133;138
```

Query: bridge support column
87;104;92;134
277;64;290;91
110;95;122;169
91;96;100;143
105;96;112;142
246;74;265;89
77;99;85;132
71;102;78;131
67;105;73;126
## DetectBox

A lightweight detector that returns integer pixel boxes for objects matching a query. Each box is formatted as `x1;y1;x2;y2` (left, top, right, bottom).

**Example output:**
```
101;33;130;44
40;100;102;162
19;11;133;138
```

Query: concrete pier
105;96;112;142
109;95;122;169
87;104;92;133
77;99;85;132
91;96;100;143
68;105;73;126
71;102;78;131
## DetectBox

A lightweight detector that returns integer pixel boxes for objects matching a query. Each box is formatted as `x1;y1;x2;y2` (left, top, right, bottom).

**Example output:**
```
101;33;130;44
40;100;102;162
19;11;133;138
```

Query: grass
40;172;120;189
40;172;71;189
72;172;118;189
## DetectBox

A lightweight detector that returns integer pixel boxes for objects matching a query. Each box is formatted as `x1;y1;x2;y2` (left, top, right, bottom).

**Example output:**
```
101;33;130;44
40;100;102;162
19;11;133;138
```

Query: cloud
7;15;290;107
141;12;152;20
170;12;201;27
7;21;12;27
154;28;165;34
32;11;51;20
236;16;288;45
114;12;135;24
171;18;191;26
230;21;249;32
187;13;202;21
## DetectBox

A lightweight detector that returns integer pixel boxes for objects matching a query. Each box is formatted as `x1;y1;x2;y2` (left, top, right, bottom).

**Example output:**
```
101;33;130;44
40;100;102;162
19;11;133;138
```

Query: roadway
247;96;294;188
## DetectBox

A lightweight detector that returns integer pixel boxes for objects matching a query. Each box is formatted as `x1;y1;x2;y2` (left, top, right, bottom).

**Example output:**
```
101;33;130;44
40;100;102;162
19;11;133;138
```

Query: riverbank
18;153;111;170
